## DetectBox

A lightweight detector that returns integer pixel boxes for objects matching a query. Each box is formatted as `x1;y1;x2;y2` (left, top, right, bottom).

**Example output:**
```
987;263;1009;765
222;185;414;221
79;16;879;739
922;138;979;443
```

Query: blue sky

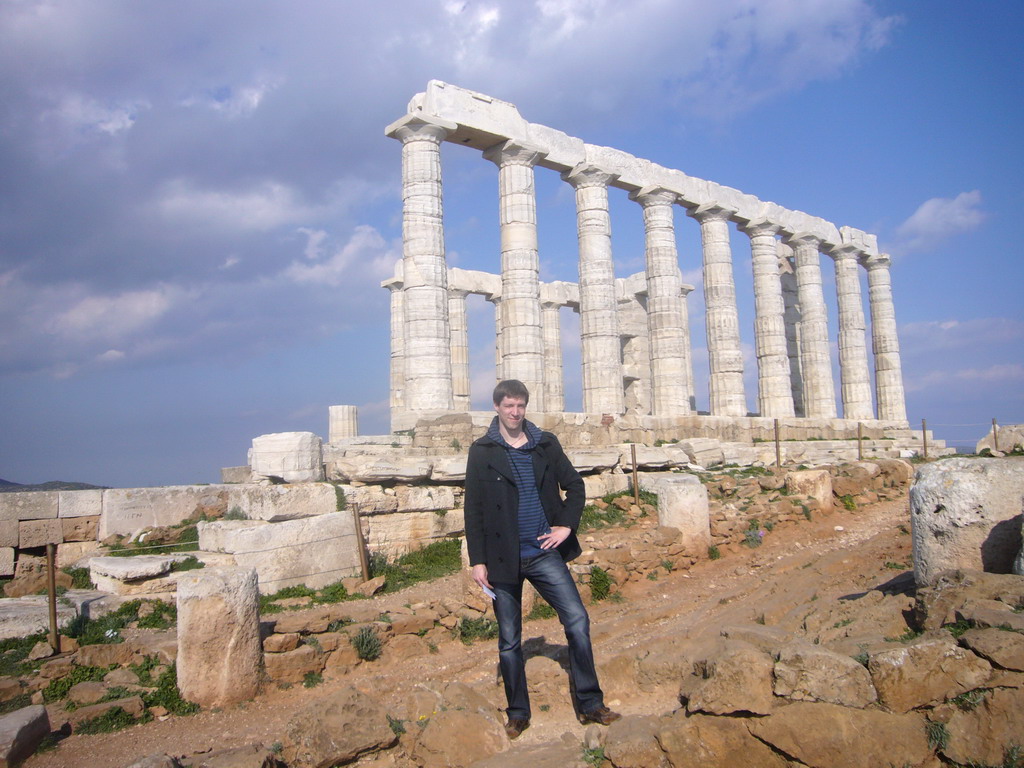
1;0;1021;487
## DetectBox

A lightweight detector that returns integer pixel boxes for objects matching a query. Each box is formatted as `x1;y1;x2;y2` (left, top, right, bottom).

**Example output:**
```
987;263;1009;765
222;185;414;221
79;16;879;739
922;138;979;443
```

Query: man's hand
472;563;492;590
538;526;571;550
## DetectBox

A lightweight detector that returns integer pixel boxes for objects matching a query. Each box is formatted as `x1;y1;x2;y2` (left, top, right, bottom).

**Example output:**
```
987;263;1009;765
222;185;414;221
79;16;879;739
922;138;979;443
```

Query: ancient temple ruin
383;81;908;444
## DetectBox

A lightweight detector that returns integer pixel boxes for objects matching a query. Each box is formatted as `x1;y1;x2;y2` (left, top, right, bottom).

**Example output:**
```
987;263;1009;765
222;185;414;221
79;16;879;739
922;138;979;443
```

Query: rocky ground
16;463;1024;768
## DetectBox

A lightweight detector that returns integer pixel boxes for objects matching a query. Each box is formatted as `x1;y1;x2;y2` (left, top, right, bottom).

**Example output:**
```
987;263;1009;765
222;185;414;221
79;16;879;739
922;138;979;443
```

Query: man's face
495;396;527;433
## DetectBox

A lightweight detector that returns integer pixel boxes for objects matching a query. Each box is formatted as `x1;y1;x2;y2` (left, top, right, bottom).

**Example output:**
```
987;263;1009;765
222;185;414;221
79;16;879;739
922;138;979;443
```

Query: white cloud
155;179;318;232
900;317;1024;353
181;76;283;117
894;190;987;254
283;225;396;287
97;349;125;363
45;286;180;342
47;92;148;136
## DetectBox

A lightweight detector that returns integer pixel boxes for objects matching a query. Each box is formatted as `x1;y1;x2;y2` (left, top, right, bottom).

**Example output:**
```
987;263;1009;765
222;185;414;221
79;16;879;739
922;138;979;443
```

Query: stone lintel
384;113;458;143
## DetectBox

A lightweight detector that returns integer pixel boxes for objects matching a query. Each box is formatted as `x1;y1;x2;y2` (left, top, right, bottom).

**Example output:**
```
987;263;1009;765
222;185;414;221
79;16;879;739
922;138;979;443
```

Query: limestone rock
56;541;101;569
684;640;775;715
340;485;398;515
125;754;183;768
467;741;589;768
941;687;1024;767
330;456;432;484
773;642;877;707
910;457;1024;585
676;439;725;468
656;711;788;768
226;483;338;522
69;695;146;729
264;644;325;685
959;627;1024;671
249;431;324;483
190;743;284;768
430;456;467;482
18;519;63;548
363;511;463;560
412;709;507;768
566;450;621;472
785;469;832;502
68;681;107;706
0;705;50;767
913;569;1024;630
603;715;667;768
396;486;455;513
0;492;57;521
99;485;229;539
868;637;991;713
281;686;396;768
60;515;99;542
639;473;710;555
2;556;73;598
177;567;262;709
748;701;930;768
57;489;103;518
90;555;183;581
199;512;361;593
976;423;1024;454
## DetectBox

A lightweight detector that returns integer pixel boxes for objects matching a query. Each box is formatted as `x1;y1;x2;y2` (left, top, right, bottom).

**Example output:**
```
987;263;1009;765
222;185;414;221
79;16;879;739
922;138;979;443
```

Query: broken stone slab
177;567;262;709
0;522;16;549
616;445;672;469
0;492;58;522
329;455;433;483
338;485;397;515
639;473;710;555
0;549;12;579
90;555;192;582
60;515;99;542
69;695;146;730
281;686;397;768
959;627;1024;671
657;710;788;768
362;510;464;560
430;456;467;482
940;686;1024;767
602;715;665;768
676;439;725;468
868;636;992;713
566;450;622;473
913;569;1024;631
582;472;630;500
199;512;362;593
395;485;455;513
0;704;50;767
249;431;324;483
56;541;101;569
976;423;1024;454
225;483;338;522
911;457;1024;586
785;469;833;502
773;641;877;708
18;519;63;548
0;596;80;641
683;639;775;715
99;485;230;540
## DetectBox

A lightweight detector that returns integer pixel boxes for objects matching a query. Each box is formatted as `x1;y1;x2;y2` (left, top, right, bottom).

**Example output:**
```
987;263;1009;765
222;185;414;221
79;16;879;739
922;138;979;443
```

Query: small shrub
450;438;462;452
136;600;177;630
589;566;612;602
76;706;149;734
61;567;95;590
661;559;674;572
579;504;625;532
351;626;382;660
802;506;812;521
646;571;658;581
926;720;949;751
887;628;923;644
742;529;764;548
224;506;246;521
840;494;857;511
582;746;606;767
951;688;987;711
312;581;349;604
853;650;869;668
142;664;199;715
526;601;557;621
169;556;204;574
368;538;462;594
327;618;353;632
387;714;406;735
708;545;721;561
302;671;323;688
458;617;499;644
333;484;347;512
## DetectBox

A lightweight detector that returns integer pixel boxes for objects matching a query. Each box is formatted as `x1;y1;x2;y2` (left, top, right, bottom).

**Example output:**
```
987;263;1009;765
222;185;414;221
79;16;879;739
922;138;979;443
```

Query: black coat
464;424;586;583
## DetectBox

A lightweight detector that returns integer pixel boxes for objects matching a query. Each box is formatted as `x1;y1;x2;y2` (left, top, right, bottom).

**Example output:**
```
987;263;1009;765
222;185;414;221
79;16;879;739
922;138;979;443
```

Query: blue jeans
491;550;604;719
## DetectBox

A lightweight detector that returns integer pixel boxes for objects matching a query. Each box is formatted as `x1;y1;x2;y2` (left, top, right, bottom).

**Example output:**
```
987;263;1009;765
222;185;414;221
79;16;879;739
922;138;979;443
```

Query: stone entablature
384;81;908;434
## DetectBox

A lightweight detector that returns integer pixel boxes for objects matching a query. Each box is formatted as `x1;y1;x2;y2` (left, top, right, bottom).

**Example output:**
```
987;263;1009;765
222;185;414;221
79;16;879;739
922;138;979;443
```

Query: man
464;379;621;739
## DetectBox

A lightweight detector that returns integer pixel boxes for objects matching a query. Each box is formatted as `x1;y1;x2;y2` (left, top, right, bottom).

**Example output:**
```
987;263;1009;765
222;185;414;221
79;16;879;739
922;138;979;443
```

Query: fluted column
488;296;503;381
630;186;691;416
688;203;746;417
562;164;623;415
829;244;873;420
448;288;470;411
679;283;697;412
864;254;907;422
786;233;836;419
777;243;804;417
541;301;564;412
382;273;405;428
484;140;547;411
741;219;794;418
386;115;457;411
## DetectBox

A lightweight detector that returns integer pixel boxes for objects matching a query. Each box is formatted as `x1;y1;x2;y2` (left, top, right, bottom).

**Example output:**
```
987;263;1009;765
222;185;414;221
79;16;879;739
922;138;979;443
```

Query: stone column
448;288;470;411
777;243;804;417
741;219;794;418
680;283;697;412
489;296;503;381
688;203;746;417
386;114;457;412
864;254;908;422
786;233;837;419
329;405;358;442
630;186;691;416
541;301;565;412
829;244;874;421
484;141;547;411
381;272;405;427
562;164;623;415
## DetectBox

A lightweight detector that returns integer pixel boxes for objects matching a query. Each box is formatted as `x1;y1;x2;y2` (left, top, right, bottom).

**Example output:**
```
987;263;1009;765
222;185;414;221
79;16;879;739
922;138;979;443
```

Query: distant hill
0;478;109;493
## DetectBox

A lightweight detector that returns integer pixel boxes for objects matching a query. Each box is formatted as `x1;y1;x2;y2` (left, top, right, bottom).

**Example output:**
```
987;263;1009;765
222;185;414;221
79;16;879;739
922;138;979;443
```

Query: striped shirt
487;418;550;558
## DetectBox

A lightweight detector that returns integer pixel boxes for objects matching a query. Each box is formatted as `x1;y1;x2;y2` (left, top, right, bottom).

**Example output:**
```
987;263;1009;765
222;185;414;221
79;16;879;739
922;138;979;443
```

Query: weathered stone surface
339;485;398;515
68;681;107;706
2;556;72;598
942;687;1024;767
785;469;832;502
100;485;229;539
0;492;58;522
263;633;300;653
582;472;631;500
58;489;103;518
18;519;63;548
603;715;667;768
0;549;12;578
656;711;788;768
249;431;324;483
56;541;101;569
910;457;1024;586
566;450;622;472
331;456;433;484
90;555;183;581
363;510;463;559
639;473;710;555
617;445;672;470
913;569;1024;630
773;642;877;707
0;522;18;549
226;483;338;522
190;743;284;768
976;423;1024;454
60;515;98;542
396;486;456;513
956;599;1024;631
76;640;143;668
0;705;50;767
468;741;589;768
177;567;262;708
959;627;1024;671
430;456;467;482
199;512;361;593
412;709;507;768
0;679;23;704
125;754;182;768
281;686;396;768
69;695;145;729
676;439;725;468
748;701;930;768
264;644;325;685
868;637;992;713
684;640;775;715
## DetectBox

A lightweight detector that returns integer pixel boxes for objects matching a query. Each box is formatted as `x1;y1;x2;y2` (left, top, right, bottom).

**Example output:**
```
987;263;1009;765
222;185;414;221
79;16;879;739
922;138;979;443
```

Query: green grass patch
76;706;151;734
43;665;110;703
708;545;721;560
302;671;323;688
0;693;32;716
458;617;499;645
169;556;204;574
351;626;383;660
589;566;612;602
0;632;50;677
839;494;857;511
61;567;95;590
368;538;462;594
926;720;949;751
64;599;175;645
579;504;626;532
951;688;988;711
526;601;557;621
945;619;973;639
142;663;199;715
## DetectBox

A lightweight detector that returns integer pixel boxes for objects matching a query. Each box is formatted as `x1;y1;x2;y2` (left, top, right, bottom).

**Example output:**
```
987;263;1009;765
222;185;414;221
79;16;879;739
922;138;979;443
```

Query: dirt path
26;493;914;768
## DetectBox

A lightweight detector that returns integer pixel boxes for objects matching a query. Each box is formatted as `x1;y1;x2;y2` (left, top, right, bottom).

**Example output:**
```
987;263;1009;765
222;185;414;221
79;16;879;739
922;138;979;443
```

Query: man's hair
493;379;530;406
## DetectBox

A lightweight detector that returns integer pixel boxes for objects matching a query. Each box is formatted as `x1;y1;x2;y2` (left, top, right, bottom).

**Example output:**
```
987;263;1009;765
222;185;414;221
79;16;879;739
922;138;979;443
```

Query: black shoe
505;717;530;740
577;706;621;726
